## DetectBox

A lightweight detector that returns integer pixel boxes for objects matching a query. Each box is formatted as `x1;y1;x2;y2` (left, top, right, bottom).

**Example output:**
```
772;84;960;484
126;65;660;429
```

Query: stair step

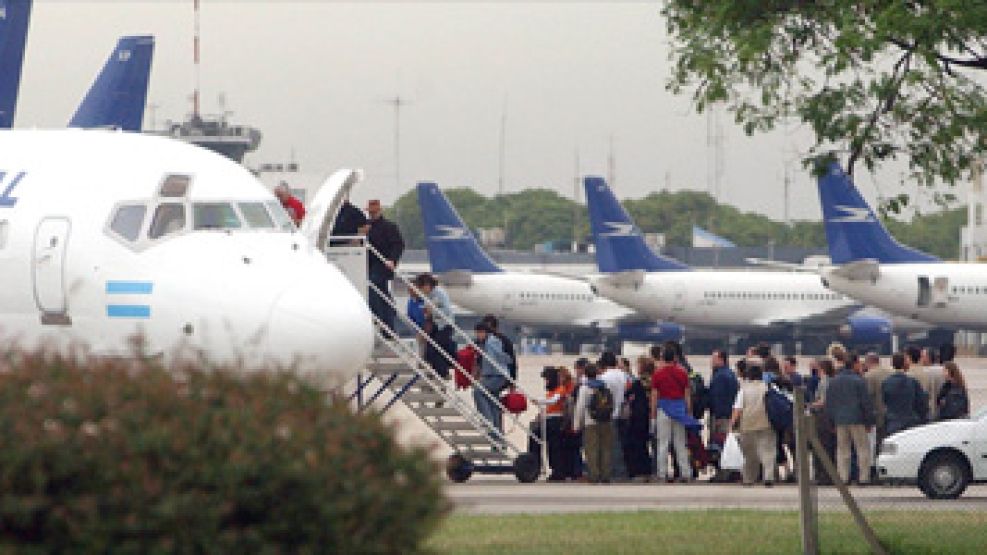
416;407;463;418
367;361;417;375
445;435;495;446
401;392;446;404
431;420;477;432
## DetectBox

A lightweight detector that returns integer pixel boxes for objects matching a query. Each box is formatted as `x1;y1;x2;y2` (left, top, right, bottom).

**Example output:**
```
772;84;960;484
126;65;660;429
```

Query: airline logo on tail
430;225;470;241
601;222;637;237
829;205;875;224
0;6;7;19
118;49;131;62
0;171;26;208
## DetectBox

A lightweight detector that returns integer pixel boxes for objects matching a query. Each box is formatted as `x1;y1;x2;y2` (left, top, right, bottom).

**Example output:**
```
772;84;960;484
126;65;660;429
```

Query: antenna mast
192;0;201;118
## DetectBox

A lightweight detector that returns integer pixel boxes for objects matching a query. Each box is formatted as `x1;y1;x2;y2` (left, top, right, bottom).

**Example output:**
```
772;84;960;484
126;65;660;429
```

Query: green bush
0;349;448;553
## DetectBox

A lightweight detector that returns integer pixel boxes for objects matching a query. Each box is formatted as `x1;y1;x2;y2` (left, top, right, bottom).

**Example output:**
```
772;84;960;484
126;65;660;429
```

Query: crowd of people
457;336;972;486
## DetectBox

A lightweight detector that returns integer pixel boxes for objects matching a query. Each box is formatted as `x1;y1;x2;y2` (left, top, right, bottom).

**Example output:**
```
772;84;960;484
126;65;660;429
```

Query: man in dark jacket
707;350;738;438
882;353;928;435
482;315;516;380
825;357;876;485
366;199;404;336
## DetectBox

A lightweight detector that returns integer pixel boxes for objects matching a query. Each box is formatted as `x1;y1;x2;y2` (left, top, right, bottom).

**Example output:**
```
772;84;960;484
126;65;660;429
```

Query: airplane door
917;276;931;308
33;217;71;324
672;281;687;312
932;277;949;308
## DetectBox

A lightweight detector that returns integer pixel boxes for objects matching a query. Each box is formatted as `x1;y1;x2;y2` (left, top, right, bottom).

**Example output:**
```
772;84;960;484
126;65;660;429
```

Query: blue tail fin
69;35;154;131
417;182;502;274
0;0;32;128
817;163;939;264
584;176;690;273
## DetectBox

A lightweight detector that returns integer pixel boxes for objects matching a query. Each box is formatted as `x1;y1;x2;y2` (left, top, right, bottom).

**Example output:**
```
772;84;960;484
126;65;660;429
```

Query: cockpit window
265;200;295;231
110;204;147;242
239;202;274;229
148;203;187;239
193;203;242;230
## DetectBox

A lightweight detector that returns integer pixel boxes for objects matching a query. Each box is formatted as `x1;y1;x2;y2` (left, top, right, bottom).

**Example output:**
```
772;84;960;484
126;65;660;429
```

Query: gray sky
16;1;960;220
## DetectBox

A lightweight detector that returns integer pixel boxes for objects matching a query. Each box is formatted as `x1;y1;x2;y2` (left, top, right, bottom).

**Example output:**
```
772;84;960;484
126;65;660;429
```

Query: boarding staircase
327;238;545;482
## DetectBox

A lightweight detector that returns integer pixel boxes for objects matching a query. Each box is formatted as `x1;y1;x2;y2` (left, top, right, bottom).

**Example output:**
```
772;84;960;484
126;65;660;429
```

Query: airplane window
148;203;186;239
239;202;274;229
110;204;147;242
266;200;294;231
159;174;191;197
194;203;242;230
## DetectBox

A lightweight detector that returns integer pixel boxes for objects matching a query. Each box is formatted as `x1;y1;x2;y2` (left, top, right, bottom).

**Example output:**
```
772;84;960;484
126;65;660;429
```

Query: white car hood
886;420;978;446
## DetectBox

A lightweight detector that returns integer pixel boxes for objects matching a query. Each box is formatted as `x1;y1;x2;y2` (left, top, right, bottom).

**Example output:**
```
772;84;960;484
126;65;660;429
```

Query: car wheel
918;451;969;500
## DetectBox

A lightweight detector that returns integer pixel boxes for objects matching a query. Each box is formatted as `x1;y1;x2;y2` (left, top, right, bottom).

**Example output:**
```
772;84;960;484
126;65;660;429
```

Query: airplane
416;182;683;343
816;162;984;331
69;35;154;131
583;176;882;350
0;129;374;380
0;0;32;128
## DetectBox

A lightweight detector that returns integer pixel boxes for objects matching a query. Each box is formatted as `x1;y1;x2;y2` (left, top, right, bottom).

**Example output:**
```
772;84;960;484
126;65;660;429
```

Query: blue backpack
765;385;793;432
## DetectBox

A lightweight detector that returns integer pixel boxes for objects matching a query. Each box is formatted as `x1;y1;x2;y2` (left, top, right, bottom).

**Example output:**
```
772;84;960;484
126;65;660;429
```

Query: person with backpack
573;363;614;483
599;351;629;481
937;362;970;421
651;347;699;483
729;362;778;486
482;315;517;382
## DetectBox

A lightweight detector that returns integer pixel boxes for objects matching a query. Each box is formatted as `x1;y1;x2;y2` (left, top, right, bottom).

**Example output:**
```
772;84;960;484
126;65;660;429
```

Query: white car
877;406;987;499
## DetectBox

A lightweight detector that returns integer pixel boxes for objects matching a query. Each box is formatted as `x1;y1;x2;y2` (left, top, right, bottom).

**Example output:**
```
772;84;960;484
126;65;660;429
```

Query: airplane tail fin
0;0;33;128
417;182;502;274
584;176;689;273
69;35;154;131
817;162;939;264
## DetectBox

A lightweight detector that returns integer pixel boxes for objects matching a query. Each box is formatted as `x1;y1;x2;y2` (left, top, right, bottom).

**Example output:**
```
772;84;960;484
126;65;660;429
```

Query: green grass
428;510;987;554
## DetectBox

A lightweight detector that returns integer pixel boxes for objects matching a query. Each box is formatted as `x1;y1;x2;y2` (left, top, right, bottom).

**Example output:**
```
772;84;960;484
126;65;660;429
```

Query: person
415;273;455;379
882;353;927;436
778;356;804;389
937;362;970;421
729;362;777;486
554;366;579;479
770;356;798;482
274;182;306;226
532;367;567;481
472;322;510;446
806;358;822;402
863;352;893;449
598;351;629;481
366;199;404;337
482;315;517;381
573;363;613;483
825;352;876;486
763;356;780;385
915;347;945;421
624;357;654;481
651;347;696;483
708;350;739;439
406;286;426;331
562;358;590;480
810;358;838;485
328;197;368;246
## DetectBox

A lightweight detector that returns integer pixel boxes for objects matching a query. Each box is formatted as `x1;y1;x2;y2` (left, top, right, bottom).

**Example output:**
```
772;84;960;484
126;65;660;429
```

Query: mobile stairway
329;238;546;483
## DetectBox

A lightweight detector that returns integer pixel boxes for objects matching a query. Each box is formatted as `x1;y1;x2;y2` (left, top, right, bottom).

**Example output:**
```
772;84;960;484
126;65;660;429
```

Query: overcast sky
15;1;963;220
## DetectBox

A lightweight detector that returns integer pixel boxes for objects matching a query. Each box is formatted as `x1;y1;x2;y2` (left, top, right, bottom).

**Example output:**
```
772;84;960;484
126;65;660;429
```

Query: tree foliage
387;187;963;258
663;1;987;188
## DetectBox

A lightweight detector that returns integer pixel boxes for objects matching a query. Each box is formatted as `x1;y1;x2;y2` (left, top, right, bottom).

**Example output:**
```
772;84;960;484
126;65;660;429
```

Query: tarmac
364;353;987;514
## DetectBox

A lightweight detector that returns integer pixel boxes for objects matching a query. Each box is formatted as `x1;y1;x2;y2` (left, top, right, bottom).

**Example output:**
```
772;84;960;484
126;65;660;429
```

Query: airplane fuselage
446;272;633;327
0;130;373;379
593;270;858;331
824;263;987;330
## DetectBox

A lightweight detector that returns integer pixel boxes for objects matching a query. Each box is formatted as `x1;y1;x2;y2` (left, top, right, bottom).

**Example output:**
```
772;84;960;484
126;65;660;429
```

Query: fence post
794;387;818;555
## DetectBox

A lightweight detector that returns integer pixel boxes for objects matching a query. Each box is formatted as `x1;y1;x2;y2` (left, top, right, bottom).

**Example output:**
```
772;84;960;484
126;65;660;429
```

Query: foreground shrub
0;350;447;553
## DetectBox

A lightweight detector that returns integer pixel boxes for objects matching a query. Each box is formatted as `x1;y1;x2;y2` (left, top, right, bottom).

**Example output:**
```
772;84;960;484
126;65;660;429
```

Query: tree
663;1;987;190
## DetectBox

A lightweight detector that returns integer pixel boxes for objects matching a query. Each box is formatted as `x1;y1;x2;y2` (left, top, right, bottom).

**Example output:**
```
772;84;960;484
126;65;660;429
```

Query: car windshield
193;202;242;230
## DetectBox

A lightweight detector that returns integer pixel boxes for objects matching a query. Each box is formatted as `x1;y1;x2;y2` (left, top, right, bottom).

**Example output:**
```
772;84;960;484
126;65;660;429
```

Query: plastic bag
720;432;744;471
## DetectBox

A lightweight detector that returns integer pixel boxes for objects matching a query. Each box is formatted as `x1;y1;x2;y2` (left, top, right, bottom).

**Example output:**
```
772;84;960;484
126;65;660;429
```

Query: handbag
720;432;744;471
501;388;528;414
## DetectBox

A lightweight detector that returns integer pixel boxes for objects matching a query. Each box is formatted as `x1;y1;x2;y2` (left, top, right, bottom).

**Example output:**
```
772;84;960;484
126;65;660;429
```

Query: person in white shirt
598;351;629;481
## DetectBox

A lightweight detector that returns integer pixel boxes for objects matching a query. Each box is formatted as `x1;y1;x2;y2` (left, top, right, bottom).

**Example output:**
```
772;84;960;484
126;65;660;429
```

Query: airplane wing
299;169;364;250
752;302;863;330
831;259;881;281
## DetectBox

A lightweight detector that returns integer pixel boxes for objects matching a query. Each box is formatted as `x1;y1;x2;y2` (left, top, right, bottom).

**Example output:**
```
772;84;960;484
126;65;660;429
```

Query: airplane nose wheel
446;454;474;483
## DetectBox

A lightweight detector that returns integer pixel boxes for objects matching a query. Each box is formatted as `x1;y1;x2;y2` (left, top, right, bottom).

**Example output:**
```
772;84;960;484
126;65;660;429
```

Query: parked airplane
584;176;878;347
417;182;682;342
0;0;32;128
69;35;154;131
0;129;373;378
817;163;984;330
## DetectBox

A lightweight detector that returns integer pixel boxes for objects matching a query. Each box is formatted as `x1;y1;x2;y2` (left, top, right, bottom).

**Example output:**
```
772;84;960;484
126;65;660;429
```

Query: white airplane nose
265;272;374;384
